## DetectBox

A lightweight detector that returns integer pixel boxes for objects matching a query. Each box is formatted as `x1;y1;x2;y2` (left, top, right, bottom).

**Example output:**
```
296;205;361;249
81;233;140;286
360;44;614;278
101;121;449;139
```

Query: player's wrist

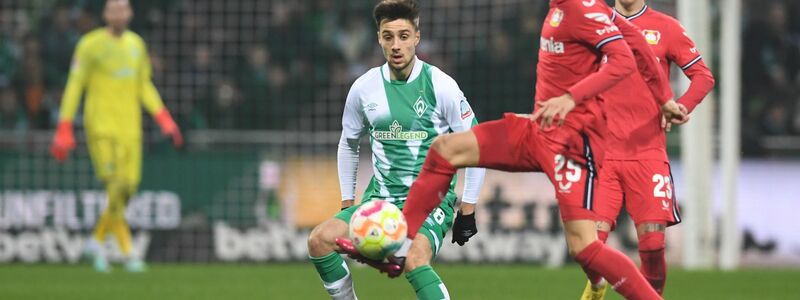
56;120;73;131
459;202;476;215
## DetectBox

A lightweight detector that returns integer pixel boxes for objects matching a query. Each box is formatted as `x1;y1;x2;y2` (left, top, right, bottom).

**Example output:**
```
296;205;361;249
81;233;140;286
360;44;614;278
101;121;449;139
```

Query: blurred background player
306;1;485;299
49;0;183;273
581;0;716;298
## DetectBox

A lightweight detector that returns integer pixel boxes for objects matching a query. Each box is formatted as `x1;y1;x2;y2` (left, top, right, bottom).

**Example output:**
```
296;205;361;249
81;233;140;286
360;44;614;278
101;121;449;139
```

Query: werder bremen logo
414;96;427;117
372;120;428;141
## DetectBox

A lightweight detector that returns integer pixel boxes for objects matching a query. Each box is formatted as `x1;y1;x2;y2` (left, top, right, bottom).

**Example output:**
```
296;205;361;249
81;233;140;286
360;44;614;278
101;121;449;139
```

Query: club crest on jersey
549;8;564;27
643;29;661;45
460;100;473;119
372;120;428;141
414;96;427;117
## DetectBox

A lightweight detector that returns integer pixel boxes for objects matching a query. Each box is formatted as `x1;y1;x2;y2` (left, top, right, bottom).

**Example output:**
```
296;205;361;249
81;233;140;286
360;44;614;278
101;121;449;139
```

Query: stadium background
0;0;798;299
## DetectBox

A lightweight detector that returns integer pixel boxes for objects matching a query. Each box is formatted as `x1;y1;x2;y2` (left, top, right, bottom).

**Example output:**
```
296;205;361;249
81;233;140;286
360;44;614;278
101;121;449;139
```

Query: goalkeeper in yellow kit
50;0;182;273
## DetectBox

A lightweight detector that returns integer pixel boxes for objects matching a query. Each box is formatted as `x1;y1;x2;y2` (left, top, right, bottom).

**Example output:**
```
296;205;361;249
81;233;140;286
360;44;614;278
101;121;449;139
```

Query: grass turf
0;263;797;299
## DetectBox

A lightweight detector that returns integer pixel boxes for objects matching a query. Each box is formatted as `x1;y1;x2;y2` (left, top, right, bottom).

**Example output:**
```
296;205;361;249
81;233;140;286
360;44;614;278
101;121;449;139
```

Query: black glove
451;212;477;246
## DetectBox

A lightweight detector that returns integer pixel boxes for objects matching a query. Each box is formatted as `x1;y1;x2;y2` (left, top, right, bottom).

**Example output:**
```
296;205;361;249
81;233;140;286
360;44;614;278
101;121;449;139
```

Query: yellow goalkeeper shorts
87;135;142;187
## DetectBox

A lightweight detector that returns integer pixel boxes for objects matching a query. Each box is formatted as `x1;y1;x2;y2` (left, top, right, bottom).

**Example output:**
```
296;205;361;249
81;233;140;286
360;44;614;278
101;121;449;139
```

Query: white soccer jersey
338;57;484;206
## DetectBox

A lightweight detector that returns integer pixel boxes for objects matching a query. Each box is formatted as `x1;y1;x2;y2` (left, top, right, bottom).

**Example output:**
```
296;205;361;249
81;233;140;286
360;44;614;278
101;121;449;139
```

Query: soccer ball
348;200;408;260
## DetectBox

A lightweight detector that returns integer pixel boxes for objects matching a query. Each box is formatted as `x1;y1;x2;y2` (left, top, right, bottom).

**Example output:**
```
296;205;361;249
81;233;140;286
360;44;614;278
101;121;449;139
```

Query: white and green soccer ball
348;200;408;260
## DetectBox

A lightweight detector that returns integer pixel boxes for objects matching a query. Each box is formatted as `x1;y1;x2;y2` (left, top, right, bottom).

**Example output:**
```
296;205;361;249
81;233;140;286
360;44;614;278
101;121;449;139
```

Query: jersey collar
615;4;648;21
381;56;423;84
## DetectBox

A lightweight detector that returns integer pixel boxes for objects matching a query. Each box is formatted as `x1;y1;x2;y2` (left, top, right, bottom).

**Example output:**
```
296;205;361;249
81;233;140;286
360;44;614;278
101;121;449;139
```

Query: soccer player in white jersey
306;1;485;299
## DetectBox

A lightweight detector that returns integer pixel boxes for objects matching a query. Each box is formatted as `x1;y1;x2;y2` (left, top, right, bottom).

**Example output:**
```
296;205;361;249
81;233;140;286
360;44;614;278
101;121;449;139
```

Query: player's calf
636;222;667;295
404;234;450;300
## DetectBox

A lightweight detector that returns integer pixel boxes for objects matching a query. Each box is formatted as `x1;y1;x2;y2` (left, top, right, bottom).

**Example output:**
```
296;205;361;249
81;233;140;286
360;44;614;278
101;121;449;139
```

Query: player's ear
414;30;420;46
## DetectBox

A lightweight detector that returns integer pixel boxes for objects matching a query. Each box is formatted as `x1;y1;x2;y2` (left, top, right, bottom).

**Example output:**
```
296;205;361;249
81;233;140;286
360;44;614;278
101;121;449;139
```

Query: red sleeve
613;12;674;105
565;6;636;102
667;23;715;113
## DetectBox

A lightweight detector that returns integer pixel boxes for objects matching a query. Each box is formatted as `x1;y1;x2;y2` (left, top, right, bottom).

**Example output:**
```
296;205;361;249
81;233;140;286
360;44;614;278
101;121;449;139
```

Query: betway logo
540;37;565;54
596;25;619;36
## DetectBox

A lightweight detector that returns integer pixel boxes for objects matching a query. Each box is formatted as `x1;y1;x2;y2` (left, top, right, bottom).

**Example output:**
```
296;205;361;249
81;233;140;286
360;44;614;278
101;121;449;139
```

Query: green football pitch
0;263;797;299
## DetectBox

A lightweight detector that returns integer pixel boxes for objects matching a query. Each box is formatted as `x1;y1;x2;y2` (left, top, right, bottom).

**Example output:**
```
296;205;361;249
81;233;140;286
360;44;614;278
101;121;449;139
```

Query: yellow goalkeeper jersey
59;28;165;138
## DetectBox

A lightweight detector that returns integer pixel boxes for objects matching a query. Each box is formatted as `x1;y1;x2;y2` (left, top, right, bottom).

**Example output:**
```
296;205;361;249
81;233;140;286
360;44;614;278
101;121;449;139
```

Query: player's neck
390;57;417;82
107;27;125;38
615;1;646;17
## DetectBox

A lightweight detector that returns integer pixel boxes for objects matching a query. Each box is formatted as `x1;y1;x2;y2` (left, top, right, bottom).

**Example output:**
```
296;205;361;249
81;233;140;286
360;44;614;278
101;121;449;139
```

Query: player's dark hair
373;0;420;30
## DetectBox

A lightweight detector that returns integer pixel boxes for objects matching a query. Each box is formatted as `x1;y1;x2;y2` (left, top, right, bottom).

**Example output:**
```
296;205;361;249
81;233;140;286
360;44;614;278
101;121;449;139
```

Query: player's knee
565;230;596;257
637;223;666;251
403;248;432;273
636;222;666;236
308;220;347;256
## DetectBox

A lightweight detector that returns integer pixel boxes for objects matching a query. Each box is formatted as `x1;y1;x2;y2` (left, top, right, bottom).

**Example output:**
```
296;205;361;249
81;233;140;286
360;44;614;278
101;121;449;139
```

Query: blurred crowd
0;0;798;155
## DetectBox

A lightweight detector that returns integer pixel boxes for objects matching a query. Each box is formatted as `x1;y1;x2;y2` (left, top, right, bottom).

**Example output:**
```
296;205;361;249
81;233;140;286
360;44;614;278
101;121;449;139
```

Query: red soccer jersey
536;0;637;128
602;4;715;161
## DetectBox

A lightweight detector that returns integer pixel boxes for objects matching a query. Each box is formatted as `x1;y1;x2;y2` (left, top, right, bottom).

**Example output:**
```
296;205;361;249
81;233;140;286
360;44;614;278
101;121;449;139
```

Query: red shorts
472;113;604;222
594;159;682;227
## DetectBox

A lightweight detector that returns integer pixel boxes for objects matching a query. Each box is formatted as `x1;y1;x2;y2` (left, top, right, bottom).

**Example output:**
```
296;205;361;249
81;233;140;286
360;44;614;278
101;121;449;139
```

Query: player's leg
404;114;537;239
622;160;679;295
636;222;667;294
120;138;145;272
542;134;661;299
307;206;357;300
404;206;453;300
580;161;624;300
86;136;117;272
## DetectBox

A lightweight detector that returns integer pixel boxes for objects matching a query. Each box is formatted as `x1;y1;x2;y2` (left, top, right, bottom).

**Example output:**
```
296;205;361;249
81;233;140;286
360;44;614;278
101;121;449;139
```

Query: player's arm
338;84;367;210
139;41;183;147
668;24;715;114
434;70;486;246
612;12;685;127
51;37;92;162
612;12;674;105
534;8;636;127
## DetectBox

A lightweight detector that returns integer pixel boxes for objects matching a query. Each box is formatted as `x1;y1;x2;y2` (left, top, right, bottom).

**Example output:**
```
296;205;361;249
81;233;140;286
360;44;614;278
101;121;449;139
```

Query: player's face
104;0;132;32
378;19;420;74
616;0;643;7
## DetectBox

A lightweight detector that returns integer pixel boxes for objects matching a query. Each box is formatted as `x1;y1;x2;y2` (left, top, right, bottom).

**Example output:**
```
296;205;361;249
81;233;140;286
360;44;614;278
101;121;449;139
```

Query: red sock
575;241;662;300
583;230;610;285
638;231;666;295
402;149;457;239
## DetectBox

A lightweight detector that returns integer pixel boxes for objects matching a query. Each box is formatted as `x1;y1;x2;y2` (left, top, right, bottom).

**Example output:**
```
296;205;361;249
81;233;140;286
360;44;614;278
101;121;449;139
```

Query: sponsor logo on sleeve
460;100;473;120
584;12;612;25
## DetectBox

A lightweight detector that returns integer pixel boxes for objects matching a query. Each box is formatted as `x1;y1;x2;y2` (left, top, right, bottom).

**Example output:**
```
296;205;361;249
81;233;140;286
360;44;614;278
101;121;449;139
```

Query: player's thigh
471;113;539;171
87;135;117;182
537;133;601;222
621;160;681;226
593;160;625;228
119;138;142;189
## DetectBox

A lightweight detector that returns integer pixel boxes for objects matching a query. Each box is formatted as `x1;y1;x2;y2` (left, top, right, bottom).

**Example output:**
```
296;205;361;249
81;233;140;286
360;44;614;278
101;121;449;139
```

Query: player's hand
660;100;689;132
531;93;576;129
335;237;404;278
451;204;477;246
50;121;76;163
341;199;355;211
155;109;184;148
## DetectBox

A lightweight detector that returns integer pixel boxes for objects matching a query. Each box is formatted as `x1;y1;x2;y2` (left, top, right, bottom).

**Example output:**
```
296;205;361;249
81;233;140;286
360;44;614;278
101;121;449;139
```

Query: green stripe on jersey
362;62;457;206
